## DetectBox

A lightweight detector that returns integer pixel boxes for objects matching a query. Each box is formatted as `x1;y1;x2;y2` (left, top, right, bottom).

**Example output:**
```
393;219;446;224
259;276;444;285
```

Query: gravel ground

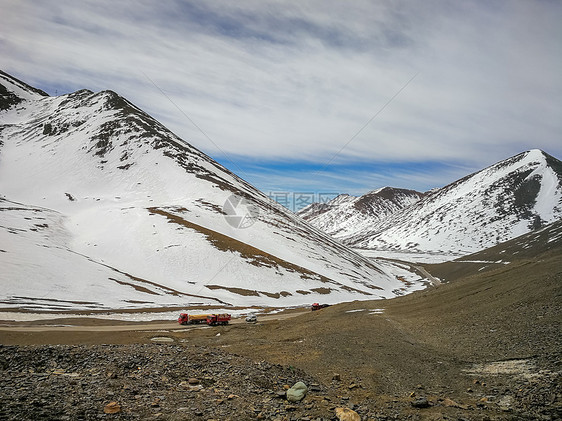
1;341;560;420
0;344;328;420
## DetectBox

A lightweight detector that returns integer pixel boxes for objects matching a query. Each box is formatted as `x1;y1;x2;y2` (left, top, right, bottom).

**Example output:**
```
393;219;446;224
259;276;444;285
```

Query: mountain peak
526;148;546;158
0;70;48;109
363;186;424;199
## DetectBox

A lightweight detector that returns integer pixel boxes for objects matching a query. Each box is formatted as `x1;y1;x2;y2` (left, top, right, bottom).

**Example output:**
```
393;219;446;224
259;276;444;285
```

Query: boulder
286;382;308;402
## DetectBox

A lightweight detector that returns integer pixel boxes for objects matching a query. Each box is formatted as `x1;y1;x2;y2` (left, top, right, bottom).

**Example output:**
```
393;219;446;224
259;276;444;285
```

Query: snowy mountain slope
297;187;424;238
424;217;562;284
0;70;48;111
346;150;562;255
0;71;427;311
457;217;562;262
0;198;230;310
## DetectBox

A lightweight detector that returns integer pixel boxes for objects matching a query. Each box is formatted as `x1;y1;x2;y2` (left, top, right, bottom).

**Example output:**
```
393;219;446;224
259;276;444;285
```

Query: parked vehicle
178;313;231;326
178;313;209;325
311;303;330;311
206;314;231;326
245;314;257;323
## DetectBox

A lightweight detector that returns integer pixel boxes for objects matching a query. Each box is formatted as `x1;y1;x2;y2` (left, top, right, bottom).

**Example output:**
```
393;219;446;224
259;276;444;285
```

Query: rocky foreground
0;344;326;421
1;343;560;421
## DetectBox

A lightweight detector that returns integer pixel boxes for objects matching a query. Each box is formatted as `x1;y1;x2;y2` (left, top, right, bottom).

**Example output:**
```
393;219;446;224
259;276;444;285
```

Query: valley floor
0;253;560;420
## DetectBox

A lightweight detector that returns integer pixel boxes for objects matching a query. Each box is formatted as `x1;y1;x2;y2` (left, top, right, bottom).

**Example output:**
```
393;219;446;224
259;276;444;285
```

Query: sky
2;0;561;210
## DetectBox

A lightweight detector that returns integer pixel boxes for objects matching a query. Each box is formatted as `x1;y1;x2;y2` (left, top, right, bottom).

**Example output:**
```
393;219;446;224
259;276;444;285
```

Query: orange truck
178;313;209;325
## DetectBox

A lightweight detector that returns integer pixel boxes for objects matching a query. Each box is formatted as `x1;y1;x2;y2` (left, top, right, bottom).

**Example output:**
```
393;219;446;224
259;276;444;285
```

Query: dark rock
411;397;431;408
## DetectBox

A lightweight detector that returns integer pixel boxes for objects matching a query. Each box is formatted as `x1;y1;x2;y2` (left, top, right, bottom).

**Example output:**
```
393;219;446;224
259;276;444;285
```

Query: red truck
311;303;330;311
178;313;231;326
206;314;231;326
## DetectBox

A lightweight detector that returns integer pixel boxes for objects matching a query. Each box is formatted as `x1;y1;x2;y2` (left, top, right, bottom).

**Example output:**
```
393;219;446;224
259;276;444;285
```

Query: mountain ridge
0;71;426;311
301;149;562;258
298;187;425;238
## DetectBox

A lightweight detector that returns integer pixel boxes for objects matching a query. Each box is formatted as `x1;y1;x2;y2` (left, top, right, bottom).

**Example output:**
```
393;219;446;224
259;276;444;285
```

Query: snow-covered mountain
0;71;426;311
298;187;424;238
303;149;562;257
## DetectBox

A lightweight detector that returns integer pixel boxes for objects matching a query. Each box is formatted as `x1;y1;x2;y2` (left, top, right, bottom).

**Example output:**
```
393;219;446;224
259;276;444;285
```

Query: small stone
179;381;203;391
104;401;121;414
227;394;238;400
442;397;468;410
335;407;361;421
309;383;321;392
411;397;431;408
188;378;200;385
333;373;341;381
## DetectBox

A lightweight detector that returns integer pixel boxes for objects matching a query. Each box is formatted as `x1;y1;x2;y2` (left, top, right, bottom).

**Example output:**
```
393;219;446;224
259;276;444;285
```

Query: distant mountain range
298;187;425;238
0;71;427;311
299;149;562;256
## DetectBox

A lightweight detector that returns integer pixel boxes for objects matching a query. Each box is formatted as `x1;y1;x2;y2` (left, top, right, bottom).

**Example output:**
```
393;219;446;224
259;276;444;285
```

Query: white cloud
1;0;561;195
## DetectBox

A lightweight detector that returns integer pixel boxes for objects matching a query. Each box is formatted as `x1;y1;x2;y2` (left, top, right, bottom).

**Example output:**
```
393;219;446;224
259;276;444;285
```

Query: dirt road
0;309;307;334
